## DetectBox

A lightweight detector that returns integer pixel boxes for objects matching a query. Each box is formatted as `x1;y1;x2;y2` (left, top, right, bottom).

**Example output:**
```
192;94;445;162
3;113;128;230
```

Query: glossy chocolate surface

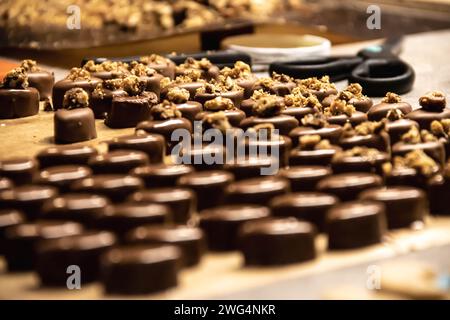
0;158;38;185
368;101;412;121
240;114;299;136
289;125;343;146
37;145;98;168
289;146;341;167
105;93;156;128
88;150;149;174
107;133;165;164
278;165;332;192
0;177;13;191
406;108;450;129
54;108;97;144
36;165;92;192
392;141;445;167
52;78;102;110
130;164;193;188
0;87;40;119
326;111;368;126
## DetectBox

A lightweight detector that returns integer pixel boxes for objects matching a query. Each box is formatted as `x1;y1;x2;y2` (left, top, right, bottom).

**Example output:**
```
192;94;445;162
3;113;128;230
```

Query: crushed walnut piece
62;88;89;109
196;76;241;94
220;61;252;79
252;96;284;117
66;68;91;81
140;54;170;66
299;134;333;150
354;120;386;136
301;113;328;128
160;77;172;89
129;61;157;77
271;72;293;83
419;91;446;109
334;146;382;162
401;126;438;144
248;123;276;139
285;93;322;111
391;150;439;177
431;119;450;138
167;87;190;104
204;97;235;111
121;75;147;96
20;59;39;72
151;100;182;120
324;99;355;117
382;92;402;103
386;108;404;121
177;57;213;72
1;67;28;89
250;89;272;101
298;76;336;91
338;83;364;101
203;111;232;133
83;60;129;74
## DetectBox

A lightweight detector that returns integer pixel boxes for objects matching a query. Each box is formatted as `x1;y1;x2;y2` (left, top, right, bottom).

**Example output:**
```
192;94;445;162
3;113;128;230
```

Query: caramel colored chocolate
359;186;428;229
70;174;144;203
94;202;169;238
289;125;343;146
88;150;149;174
0;177;13;191
37;145;98;168
41;193;111;227
177;170;234;211
129;188;195;224
0;185;58;220
278;165;332;192
36;165;92;192
225;176;290;205
0;209;25;254
240;114;299;136
54;108;97;144
101;245;180;294
125;225;205;267
4;220;84;271
36;230;116;285
130;164;193;188
0;158;38;185
105;93;157;128
199;204;270;251
270;192;339;231
52;78;102;110
238;218;317;266
317;172;383;201
406;108;450;129
0;87;40;119
326;201;387;250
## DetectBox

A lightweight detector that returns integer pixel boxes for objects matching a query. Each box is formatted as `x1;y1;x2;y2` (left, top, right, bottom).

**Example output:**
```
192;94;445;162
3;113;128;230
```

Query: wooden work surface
0;30;449;299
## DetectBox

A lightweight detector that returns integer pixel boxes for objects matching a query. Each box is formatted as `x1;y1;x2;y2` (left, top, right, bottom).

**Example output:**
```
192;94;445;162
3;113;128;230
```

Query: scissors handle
269;56;363;82
349;58;415;96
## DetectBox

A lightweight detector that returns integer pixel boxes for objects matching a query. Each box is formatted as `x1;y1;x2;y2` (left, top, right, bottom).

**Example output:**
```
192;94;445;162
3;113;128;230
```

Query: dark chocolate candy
243;133;292;168
282;106;315;121
54;108;97;144
196;109;245;127
331;150;390;175
125;225;205;267
105;93;157;128
224;157;276;180
107;133;165;164
240;114;299;136
386;119;419;145
368;102;412;121
179;144;226;171
326;111;368;127
392;141;445;167
269;192;339;231
338;131;391;153
225;176;290;206
35;230;116;285
385;166;430;190
94;202;169;238
289;125;343;146
289;145;341;167
428;174;450;215
199;204;270;251
140;55;176;79
129;188;195;224
253;80;296;97
27;70;55;101
70;174;144;203
101;244;180;294
0;209;25;254
359;186;428;229
161;82;205;100
195;90;244;108
35;165;92;192
0;185;58;220
41;193;110;227
0;87;40;119
90;88;127;119
177;170;234;211
406;108;450;129
317;172;383;201
238;218;317;266
88;150;149;174
236;76;258;99
174;101;203;122
322;95;373;113
326;201;387;250
130;164;193;188
37;145;98;168
278;165;332;192
0;157;38;185
52;77;102;110
4;220;84;271
0;177;13;191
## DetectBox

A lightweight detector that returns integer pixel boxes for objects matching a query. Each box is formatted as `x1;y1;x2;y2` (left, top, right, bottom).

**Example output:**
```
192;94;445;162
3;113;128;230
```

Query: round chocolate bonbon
278;166;332;192
36;145;98;168
0;209;25;254
35;165;92;192
107;133;165;164
130;164;194;188
0;158;38;185
88;150;149;174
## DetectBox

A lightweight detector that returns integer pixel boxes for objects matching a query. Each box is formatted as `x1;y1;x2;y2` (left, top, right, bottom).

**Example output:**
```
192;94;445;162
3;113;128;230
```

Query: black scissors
269;37;415;97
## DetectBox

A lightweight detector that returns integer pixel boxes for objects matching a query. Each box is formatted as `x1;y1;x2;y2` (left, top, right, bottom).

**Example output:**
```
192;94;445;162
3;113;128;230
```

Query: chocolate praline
323;95;373;113
243;133;293;168
90;88;127;119
37;145;98;168
289;125;343;147
338;131;391;153
70;174;144;203
130;164;193;188
100;244;180;295
368;101;413;121
282;106;315;121
26;69;55;101
392;141;445;167
88;150;149;174
385;166;431;190
199;204;271;251
174;101;203;122
331;150;390;175
195;90;244;108
278;165;332;192
289;144;342;167
0;185;59;220
0;209;25;254
240;114;299;136
35;165;93;192
0;157;38;185
406;108;450;129
386;119;419;145
54;108;97;144
4;220;84;271
326;111;368;126
177;170;234;211
0;177;14;191
428;174;450;215
196;109;245;127
52;77;102;110
238;218;317;266
225;176;290;205
224;157;277;180
161;82;205;101
107;133;165;164
129;188;195;224
178;143;226;171
0;87;40;119
317;172;383;201
326;201;387;250
240;96;284;117
125;225;205;267
41;193;111;227
269;192;339;231
35;230;116;285
139;55;176;79
253;79;296;97
359;186;428;229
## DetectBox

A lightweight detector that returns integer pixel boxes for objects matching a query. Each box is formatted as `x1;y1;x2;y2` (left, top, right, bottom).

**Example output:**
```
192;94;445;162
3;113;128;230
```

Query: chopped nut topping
334;146;381;162
431;119;450;138
62;88;89;109
324;99;355;117
167;87;190;104
392;150;439;177
248;123;276;139
83;60;129;74
66;68;91;81
220;61;252;78
121;75;147;96
354;120;386;136
271;72;293;83
1;67;28;89
301;113;328;128
419;91;446;109
298;76;336;91
252;96;284;117
140;54;170;65
196;76;241;94
401;126;438;144
382;92;402;103
129;61;157;77
299;134;333;150
151;100;182;120
250;89;272;100
20;59;39;72
346;83;363;96
204;97;235;111
203;111;232;133
284;92;322;110
386;108;404;121
177;57;213;72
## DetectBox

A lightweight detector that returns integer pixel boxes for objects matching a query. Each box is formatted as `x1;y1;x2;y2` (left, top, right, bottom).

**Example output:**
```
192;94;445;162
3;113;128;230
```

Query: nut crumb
324;99;355;117
1;67;28;89
386;108;404;121
301;113;328;128
62;87;89;109
66;68;92;81
382;92;402;103
392;150;439;177
20;59;39;72
151;100;182;120
203;111;232;132
204;97;235;111
419;91;446;109
252;95;284;117
167;87;190;104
